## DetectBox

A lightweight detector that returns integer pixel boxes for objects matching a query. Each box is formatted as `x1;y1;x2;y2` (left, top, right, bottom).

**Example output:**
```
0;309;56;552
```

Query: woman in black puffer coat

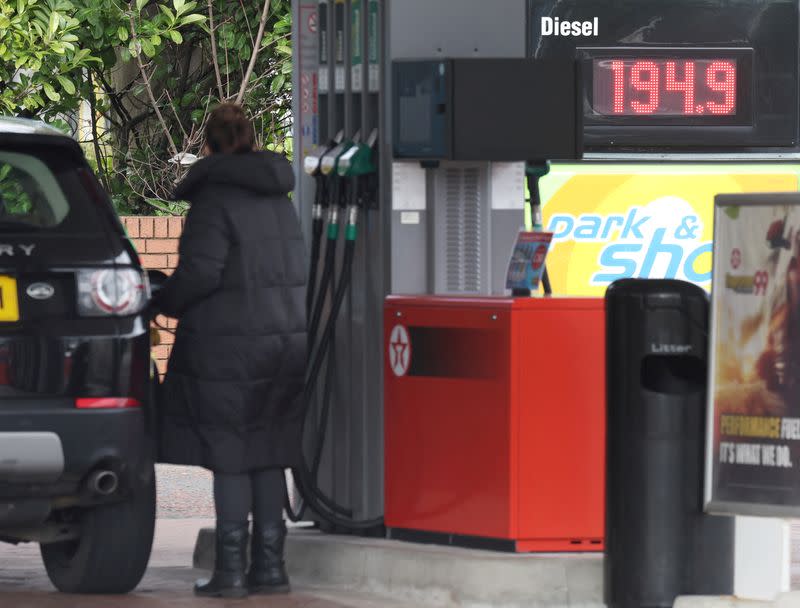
154;103;306;599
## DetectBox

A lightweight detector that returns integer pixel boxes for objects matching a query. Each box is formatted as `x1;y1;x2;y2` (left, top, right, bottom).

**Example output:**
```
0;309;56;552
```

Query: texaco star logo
731;248;741;270
388;325;411;377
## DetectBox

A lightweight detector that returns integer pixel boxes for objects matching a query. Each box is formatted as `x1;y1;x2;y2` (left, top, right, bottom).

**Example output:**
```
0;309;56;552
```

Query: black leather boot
247;520;290;594
194;521;249;598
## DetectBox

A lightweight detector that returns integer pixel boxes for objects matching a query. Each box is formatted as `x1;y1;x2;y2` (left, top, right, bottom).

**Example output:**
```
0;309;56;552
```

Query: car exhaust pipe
87;470;118;496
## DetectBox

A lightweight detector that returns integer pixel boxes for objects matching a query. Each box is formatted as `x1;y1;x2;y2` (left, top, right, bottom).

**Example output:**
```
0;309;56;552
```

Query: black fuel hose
313;326;337;478
289;173;385;530
294;233;384;530
286;197;344;523
296;194;355;520
306;262;354;519
288;176;332;522
306;178;326;317
312;182;354;477
308;181;345;345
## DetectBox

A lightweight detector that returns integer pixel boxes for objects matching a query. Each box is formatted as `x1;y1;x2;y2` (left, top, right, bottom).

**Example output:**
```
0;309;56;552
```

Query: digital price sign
580;48;754;133
592;58;737;117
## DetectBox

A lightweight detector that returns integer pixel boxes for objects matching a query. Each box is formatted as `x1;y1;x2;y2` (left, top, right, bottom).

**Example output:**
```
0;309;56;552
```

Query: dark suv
0;117;157;593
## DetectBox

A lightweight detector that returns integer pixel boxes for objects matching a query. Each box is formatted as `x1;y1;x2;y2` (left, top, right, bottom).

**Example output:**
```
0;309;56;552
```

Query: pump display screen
592;58;737;117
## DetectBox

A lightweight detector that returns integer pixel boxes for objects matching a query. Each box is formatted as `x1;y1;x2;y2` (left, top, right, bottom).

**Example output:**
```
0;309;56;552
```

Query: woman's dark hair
204;103;255;154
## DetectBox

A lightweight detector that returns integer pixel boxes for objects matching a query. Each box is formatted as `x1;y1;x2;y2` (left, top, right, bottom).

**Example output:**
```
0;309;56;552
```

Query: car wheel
40;468;156;594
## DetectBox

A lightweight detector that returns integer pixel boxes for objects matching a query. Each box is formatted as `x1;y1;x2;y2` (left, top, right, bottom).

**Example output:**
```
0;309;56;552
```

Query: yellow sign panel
539;168;799;297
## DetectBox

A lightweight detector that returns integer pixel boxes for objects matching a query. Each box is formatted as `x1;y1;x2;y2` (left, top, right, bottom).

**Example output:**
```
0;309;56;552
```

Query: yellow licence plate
0;276;20;322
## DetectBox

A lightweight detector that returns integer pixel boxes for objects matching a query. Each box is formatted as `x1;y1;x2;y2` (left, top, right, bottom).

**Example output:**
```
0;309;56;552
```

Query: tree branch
224;40;230;100
235;0;271;105
93;68;133;125
162;85;189;144
86;72;110;193
129;13;180;160
207;0;225;100
238;0;256;47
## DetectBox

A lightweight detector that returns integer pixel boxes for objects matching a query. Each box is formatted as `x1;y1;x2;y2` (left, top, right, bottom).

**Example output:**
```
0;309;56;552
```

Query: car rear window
0;144;105;234
0;151;70;227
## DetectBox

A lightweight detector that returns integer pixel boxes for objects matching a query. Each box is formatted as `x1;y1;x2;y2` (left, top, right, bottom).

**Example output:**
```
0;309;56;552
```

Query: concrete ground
155;465;215;519
0;466;412;607
0;518;421;607
4;465;799;607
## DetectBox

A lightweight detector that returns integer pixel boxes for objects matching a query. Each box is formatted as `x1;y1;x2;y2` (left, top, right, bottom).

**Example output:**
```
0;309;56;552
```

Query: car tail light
77;269;148;317
75;397;141;409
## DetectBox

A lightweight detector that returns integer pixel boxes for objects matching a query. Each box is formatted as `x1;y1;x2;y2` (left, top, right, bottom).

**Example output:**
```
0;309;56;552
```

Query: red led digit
705;60;736;115
665;61;695;114
611;60;625;114
630;61;659;114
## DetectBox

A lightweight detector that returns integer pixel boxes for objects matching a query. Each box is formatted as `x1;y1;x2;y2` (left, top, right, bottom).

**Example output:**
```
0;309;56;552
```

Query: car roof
0;116;67;137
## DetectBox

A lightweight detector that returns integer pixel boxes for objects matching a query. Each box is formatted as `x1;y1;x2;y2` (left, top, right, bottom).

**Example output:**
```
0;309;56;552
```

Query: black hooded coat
155;151;306;474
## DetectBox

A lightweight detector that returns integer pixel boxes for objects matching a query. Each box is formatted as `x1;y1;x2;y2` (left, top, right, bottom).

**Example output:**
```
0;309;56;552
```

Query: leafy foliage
0;0;293;215
0;164;33;216
0;0;99;117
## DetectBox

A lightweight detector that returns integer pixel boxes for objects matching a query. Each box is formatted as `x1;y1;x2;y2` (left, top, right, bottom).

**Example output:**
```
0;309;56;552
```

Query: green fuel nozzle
339;128;379;212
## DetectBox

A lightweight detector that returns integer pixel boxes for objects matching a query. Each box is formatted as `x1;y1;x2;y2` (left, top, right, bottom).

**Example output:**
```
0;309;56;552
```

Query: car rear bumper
0;407;154;525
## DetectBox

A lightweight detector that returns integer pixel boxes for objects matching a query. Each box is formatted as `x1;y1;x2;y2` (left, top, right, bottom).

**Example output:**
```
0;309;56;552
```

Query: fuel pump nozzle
526;161;552;296
336;128;379;239
308;130;378;384
304;131;344;193
319;134;358;229
304;132;343;316
308;134;361;347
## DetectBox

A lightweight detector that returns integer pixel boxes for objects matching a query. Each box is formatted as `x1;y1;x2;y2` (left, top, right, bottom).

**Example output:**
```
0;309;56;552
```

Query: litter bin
605;279;733;608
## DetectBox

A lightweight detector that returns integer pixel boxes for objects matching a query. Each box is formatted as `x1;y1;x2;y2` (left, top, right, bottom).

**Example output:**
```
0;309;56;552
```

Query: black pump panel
392;58;583;161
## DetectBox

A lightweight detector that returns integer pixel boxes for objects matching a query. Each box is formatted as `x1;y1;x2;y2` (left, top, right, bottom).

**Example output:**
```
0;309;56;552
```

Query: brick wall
120;216;185;375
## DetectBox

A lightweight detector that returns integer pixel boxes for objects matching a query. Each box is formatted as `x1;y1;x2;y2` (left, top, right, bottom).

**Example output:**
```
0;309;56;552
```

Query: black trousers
213;468;287;524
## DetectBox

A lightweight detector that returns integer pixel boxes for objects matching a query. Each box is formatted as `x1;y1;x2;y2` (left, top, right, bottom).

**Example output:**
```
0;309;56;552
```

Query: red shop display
384;296;606;552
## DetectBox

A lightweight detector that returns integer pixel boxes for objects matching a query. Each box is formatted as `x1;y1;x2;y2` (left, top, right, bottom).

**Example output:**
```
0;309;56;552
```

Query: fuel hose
295;209;383;529
306;177;327;317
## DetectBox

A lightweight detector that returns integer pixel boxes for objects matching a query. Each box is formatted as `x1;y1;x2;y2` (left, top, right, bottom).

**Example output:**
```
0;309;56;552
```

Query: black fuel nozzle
525;161;550;230
525;160;552;295
304;132;344;214
304;133;344;316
